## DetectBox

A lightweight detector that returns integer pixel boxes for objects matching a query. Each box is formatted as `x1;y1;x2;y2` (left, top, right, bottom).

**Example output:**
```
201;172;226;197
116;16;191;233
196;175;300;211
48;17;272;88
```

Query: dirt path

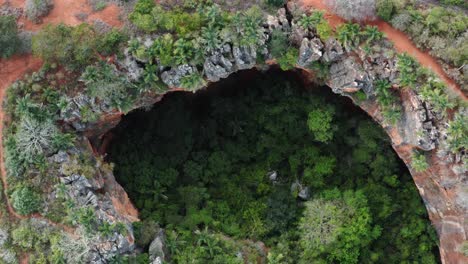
300;0;467;100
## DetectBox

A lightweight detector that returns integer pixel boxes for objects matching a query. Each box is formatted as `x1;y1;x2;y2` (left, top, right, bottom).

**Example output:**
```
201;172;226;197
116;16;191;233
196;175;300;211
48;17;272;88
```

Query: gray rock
328;56;371;95
0;228;8;247
297;38;323;67
161;64;195;88
233;45;256;70
290;22;309;46
204;52;235;82
149;229;167;263
322;38;344;63
277;8;290;31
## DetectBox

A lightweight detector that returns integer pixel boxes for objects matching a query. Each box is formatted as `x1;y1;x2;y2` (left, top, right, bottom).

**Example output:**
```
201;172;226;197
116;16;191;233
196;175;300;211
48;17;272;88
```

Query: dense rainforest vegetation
108;70;439;263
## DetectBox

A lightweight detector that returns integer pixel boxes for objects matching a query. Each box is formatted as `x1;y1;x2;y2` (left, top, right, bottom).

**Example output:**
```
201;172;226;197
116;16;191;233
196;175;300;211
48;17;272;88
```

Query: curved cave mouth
104;69;440;262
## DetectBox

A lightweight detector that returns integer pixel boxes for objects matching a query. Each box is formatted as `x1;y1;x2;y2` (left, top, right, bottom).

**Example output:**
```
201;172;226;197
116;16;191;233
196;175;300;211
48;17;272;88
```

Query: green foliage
316;20;333;41
362;25;384;44
277;47;298;70
180;72;206;91
412;152;429;172
390;6;467;67
446;112;468;153
336;23;362;50
268;29;289;59
0;15;20;58
32;24;99;69
108;72;439;262
419;80;455;115
441;0;468;7
82;62;135;112
299;190;378;263
298;11;325;31
96;29;128;56
11;185;42;215
376;0;394;21
16;116;58;163
396;53;418;89
25;0;53;23
307;107;336;143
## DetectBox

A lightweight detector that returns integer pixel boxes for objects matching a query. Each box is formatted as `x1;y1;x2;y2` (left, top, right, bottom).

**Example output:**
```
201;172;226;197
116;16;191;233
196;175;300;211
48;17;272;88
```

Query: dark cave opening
105;69;440;263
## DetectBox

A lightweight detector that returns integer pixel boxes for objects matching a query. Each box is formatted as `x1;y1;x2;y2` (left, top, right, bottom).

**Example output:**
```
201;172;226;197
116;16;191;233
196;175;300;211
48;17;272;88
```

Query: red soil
2;0;123;30
300;0;467;100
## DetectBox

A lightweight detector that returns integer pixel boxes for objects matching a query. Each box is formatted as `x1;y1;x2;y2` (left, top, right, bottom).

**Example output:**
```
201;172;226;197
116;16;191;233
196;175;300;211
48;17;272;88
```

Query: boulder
328;56;371;95
160;64;196;88
297;38;323;67
233;45;257;70
322;38;344;63
204;51;235;82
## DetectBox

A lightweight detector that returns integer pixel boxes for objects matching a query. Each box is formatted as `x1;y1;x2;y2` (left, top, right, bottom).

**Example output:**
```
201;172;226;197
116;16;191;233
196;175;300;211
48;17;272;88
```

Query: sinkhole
105;69;440;263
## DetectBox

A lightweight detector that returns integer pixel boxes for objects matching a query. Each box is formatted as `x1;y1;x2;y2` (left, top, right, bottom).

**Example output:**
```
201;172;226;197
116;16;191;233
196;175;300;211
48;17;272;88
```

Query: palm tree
98;221;115;238
374;79;394;107
363;25;383;44
337;23;361;50
142;64;159;90
174;38;194;65
200;25;221;53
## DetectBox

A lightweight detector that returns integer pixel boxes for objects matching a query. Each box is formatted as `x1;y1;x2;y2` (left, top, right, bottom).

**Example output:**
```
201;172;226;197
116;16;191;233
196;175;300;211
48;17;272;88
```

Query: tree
336;23;362;50
277;47;298;71
200;25;221;53
362;25;384;44
0;15;20;58
307;107;335;143
298;11;324;31
269;29;289;59
11;186;42;215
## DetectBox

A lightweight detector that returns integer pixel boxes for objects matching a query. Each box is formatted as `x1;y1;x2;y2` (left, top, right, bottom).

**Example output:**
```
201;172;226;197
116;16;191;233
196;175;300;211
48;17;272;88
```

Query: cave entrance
104;69;440;263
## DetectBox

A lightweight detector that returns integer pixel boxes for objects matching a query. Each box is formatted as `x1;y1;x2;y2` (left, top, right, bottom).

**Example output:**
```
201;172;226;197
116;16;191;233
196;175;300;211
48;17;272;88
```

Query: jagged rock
204;51;235;82
149;229;167;263
328;56;372;95
119;48;144;81
290;22;309;46
297;38;323;67
161;64;195;87
276;8;290;31
266;14;280;31
233;45;257;70
322;38;344;63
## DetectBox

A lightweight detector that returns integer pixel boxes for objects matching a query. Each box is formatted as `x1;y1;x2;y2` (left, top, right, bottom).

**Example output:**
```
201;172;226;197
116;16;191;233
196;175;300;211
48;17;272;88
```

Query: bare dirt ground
1;0;123;30
301;0;467;100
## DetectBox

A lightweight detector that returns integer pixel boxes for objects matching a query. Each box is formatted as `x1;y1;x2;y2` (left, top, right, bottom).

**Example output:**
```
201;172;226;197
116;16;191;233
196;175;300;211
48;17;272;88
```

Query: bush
327;0;376;21
307;107;336;143
11;186;42;215
446;112;468;153
0;15;20;58
268;29;289;59
412;152;429;172
32;23;98;69
277;47;298;71
25;0;54;23
316;20;333;41
376;0;394;21
16;116;58;163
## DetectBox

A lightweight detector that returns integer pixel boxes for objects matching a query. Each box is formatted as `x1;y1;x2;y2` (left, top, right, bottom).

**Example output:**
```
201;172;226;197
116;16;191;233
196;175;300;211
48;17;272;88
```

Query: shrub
327;0;376;21
446;112;468;153
16;116;58;163
277;47;298;71
32;23;98;69
316;20;333;41
96;29;128;56
180;72;206;91
269;29;289;59
25;0;54;23
412;152;429;172
0;15;20;58
11;186;42;215
82;62;134;112
336;23;362;50
12;222;37;249
376;0;394;21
